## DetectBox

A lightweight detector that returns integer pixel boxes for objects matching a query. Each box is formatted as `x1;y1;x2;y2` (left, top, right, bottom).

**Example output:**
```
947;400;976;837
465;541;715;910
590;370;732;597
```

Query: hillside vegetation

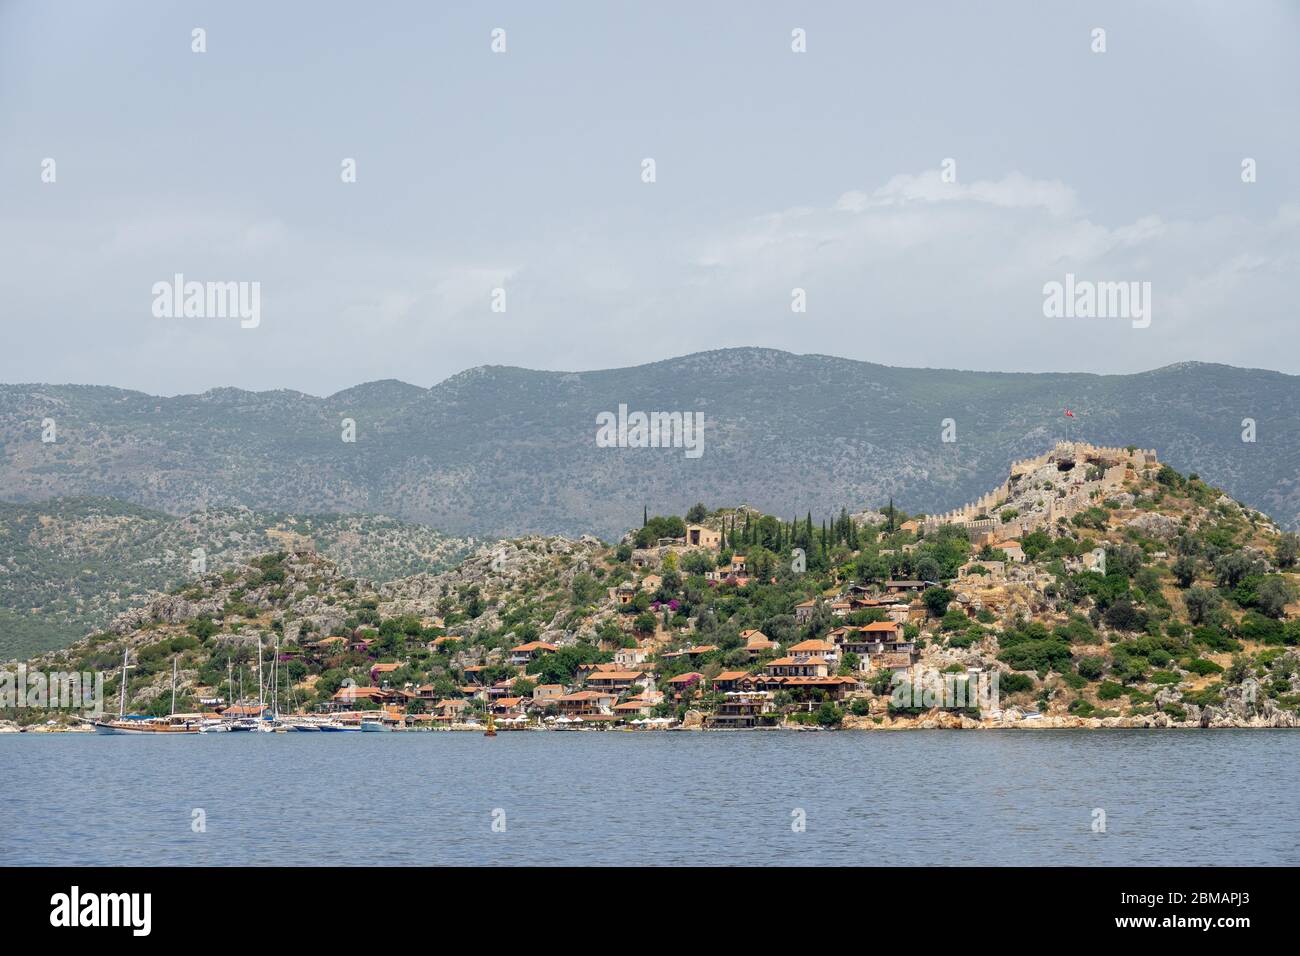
12;449;1300;731
0;498;474;660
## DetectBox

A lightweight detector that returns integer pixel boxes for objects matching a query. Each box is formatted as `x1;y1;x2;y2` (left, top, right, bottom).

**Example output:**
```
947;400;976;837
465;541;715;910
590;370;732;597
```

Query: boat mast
272;636;279;721
171;656;178;716
257;635;264;719
119;647;128;718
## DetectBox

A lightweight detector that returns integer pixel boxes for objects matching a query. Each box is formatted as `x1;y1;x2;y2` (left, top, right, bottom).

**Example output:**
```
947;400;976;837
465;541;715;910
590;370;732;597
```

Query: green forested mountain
2;349;1297;542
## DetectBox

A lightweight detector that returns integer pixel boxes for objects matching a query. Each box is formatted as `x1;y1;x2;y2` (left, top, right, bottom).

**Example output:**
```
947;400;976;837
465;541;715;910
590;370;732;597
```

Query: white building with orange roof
532;683;566;699
793;599;818;625
507;640;559;665
552;690;617;716
584;669;645;694
711;670;752;692
990;539;1025;562
787;638;840;664
764;656;831;679
490;696;527;716
739;629;778;656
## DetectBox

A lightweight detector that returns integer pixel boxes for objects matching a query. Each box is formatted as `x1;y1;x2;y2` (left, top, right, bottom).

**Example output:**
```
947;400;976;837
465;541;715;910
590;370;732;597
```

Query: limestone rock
680;709;705;729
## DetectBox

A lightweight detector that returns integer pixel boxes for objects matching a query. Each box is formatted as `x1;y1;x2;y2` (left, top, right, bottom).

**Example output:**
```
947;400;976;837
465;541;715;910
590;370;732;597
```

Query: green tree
1171;554;1197;588
1276;533;1300;570
1184;587;1220;625
921;587;954;618
1255;575;1296;619
813;701;844;727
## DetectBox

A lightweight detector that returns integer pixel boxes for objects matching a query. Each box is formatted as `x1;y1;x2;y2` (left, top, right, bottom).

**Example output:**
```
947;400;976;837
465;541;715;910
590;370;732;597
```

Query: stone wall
921;442;1158;538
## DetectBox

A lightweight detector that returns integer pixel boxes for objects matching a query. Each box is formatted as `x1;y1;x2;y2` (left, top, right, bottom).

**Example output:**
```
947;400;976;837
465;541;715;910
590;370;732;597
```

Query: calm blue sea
2;730;1296;866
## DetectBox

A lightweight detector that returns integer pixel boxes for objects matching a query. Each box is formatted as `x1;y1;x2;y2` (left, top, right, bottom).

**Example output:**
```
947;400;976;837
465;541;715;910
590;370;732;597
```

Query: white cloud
836;170;1079;217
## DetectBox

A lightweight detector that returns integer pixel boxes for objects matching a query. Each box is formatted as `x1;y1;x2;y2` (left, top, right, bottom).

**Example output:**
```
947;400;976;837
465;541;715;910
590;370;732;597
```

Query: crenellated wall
921;442;1158;537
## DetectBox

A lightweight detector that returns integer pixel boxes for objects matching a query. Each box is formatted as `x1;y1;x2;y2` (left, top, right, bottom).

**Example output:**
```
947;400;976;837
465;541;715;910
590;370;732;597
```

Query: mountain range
2;348;1297;540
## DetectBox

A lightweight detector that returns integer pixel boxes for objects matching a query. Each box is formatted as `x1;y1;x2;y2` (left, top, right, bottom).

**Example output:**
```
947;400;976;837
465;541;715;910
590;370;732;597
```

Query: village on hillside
8;442;1300;733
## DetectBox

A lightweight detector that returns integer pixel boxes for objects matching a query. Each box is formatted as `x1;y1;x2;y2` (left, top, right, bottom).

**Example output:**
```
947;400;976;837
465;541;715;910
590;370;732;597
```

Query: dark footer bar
0;866;1280;942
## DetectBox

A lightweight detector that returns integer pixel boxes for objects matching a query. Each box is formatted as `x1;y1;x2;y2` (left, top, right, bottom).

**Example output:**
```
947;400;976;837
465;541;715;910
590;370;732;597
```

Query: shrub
1097;680;1125;701
1236;611;1284;645
1055;616;1099;645
1182;686;1223;708
1058;670;1087;690
1076;656;1106;681
814;702;844;727
1103;599;1148;633
922;587;955;617
999;672;1035;694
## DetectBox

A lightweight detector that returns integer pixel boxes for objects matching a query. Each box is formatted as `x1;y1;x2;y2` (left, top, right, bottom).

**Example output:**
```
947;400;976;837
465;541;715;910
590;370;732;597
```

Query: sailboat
277;668;322;731
91;651;203;734
223;658;259;730
256;636;278;732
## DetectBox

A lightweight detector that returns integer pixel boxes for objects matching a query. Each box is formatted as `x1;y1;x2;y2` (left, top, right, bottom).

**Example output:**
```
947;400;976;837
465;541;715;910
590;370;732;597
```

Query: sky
2;0;1298;396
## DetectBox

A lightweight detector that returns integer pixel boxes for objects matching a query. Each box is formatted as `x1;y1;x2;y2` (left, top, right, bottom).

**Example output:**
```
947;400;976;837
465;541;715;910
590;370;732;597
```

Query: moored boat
90;715;204;734
90;650;204;733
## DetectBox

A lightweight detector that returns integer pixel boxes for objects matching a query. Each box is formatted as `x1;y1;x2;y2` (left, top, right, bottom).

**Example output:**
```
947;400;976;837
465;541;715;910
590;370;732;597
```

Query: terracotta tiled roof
510;641;559;653
713;670;751;682
666;672;704;684
789;639;835;652
332;685;388;700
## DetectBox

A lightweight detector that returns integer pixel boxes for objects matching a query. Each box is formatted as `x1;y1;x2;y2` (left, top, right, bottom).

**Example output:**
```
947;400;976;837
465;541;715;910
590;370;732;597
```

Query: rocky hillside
0;498;476;660
10;448;1300;730
3;350;1298;539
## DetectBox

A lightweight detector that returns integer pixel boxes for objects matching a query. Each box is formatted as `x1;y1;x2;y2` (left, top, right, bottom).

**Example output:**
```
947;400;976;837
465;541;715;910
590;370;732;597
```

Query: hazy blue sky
2;0;1298;395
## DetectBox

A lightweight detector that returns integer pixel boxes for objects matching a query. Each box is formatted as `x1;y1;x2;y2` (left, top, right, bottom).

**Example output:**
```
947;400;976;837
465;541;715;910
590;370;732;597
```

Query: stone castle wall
921;442;1157;538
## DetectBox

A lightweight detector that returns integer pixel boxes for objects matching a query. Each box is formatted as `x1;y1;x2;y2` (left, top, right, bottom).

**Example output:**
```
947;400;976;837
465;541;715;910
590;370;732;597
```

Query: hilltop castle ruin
921;442;1159;543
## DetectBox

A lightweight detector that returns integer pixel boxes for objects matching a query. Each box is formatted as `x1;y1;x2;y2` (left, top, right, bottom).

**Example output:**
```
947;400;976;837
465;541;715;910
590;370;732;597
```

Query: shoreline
6;716;1298;733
